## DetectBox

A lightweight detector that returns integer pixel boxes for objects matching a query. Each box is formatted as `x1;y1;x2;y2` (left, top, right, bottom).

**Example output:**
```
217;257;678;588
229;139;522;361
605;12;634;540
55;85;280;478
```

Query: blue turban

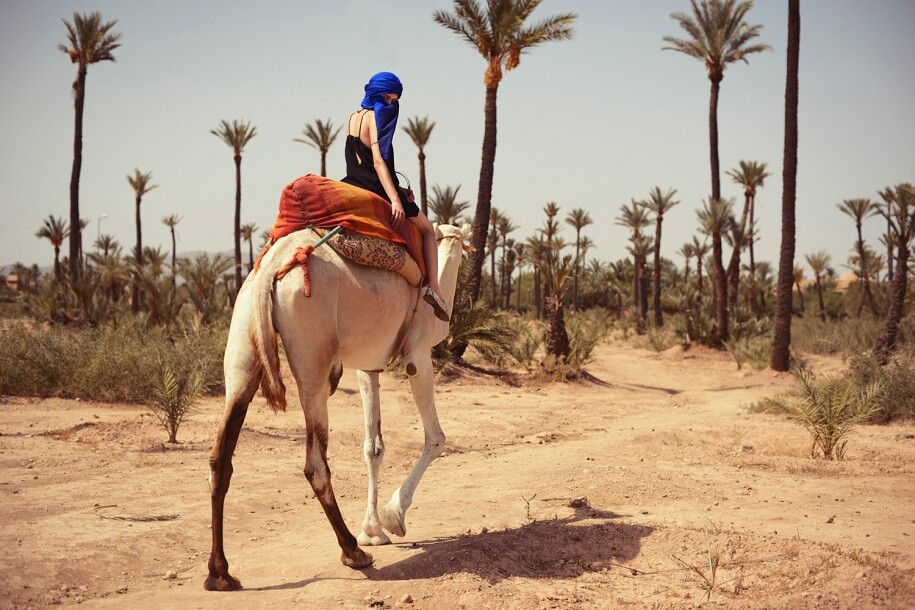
360;72;403;165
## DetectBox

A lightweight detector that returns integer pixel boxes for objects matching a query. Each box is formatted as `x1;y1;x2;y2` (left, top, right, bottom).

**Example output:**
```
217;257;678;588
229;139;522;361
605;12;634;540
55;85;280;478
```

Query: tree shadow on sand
365;508;652;584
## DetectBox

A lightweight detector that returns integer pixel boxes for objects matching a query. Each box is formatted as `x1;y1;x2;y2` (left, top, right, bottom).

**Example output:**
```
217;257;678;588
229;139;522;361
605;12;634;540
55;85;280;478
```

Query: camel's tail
251;248;287;413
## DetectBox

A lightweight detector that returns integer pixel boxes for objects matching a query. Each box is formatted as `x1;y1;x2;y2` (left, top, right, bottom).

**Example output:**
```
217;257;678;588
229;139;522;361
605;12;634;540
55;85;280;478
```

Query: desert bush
0;321;225;402
790;316;891;356
433;294;516;368
646;327;678;352
506;316;544;369
534;310;608;381
770;368;881;460
150;357;211;443
724;336;770;370
847;345;915;423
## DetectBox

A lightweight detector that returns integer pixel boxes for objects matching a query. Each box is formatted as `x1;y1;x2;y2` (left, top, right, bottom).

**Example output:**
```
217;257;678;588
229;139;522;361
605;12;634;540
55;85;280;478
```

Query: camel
205;222;471;591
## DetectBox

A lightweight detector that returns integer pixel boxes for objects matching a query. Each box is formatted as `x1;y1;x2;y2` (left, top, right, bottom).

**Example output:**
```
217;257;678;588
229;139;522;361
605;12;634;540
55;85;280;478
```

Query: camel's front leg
298;380;373;569
380;354;445;538
357;371;391;546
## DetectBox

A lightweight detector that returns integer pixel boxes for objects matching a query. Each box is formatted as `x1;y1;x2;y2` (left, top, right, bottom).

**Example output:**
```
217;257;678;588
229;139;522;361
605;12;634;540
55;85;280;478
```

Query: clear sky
1;0;913;276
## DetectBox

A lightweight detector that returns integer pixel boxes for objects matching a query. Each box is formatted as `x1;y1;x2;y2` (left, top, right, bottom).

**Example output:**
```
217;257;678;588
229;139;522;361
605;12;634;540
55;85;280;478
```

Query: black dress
341;110;420;218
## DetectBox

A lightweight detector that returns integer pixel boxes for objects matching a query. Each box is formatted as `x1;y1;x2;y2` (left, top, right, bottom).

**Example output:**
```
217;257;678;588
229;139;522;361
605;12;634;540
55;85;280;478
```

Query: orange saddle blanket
265;174;426;277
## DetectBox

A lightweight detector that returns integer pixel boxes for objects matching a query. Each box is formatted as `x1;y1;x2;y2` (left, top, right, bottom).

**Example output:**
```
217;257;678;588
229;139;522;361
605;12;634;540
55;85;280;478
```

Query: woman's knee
409;213;434;235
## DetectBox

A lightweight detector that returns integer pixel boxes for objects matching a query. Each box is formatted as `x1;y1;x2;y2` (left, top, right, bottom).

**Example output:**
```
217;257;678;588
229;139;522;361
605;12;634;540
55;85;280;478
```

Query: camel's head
434;222;474;253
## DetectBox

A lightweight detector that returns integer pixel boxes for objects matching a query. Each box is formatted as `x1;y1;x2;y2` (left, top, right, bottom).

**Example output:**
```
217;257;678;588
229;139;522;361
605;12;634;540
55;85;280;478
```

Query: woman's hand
391;201;406;228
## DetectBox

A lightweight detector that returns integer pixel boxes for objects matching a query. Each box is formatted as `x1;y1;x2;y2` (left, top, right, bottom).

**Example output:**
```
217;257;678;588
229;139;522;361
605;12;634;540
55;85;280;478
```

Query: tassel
275;245;315;297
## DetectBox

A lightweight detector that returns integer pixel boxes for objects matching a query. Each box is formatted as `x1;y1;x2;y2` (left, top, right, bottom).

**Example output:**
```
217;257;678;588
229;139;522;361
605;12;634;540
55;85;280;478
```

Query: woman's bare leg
409;212;440;293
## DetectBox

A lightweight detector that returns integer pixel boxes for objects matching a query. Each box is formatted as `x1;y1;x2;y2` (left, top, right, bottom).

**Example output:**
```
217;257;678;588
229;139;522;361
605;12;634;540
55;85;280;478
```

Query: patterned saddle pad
313;227;422;287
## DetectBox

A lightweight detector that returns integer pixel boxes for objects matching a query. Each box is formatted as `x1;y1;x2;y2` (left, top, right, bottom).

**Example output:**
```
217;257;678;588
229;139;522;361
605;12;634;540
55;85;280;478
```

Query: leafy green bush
0;320;225;402
724;336;770;370
790;316;890;356
847;345;915;423
151;357;212;443
770;368;880;460
647;328;679;352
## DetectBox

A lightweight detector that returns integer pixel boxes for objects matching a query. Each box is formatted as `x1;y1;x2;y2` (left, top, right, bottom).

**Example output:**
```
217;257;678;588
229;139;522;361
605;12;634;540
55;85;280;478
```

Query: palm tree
513;241;526;309
679;242;696;287
161;214;181;287
726;160;769;307
663;0;770;202
628;234;654;333
696;197;734;344
487;208;503;304
838;198;880;317
36;215;69;282
564;208;593;312
428;184;470;225
402;116;436;217
211;119;257;297
691;236;710;294
94;233;118;258
434;1;576;301
240;222;258;273
526;235;547;318
294;118;341;177
878;187;896;282
805;250;831;321
497;216;518;308
770;0;799;372
616;200;651;313
59;11;122;283
643;187;680;326
793;265;805;315
873;183;915;363
128;168;157;313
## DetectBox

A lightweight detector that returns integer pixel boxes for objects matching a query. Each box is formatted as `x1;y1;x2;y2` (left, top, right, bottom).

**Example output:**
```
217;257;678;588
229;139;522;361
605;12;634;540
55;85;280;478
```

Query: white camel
205;222;471;591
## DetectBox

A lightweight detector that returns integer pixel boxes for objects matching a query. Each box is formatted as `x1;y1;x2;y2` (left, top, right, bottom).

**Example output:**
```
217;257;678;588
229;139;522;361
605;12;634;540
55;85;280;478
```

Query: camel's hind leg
289;360;373;569
380;354;445;538
356;370;390;546
205;309;261;591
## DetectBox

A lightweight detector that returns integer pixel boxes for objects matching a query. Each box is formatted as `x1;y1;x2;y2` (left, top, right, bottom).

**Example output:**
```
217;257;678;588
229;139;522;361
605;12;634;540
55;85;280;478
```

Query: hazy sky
1;0;914;276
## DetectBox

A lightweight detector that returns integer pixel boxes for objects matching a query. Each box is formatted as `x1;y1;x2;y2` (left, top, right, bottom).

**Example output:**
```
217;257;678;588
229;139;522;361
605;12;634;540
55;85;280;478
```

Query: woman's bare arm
365;112;406;227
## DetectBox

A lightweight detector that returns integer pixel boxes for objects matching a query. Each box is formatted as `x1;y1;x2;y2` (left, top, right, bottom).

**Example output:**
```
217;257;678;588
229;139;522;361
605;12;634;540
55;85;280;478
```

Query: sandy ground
1;339;914;609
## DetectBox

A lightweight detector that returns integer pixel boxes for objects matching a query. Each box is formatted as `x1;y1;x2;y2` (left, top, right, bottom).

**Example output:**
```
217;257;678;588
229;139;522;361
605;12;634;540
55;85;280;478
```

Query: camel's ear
434;223;443;240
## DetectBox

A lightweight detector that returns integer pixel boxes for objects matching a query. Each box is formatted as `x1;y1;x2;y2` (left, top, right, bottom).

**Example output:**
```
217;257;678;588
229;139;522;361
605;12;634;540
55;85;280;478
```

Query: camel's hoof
341;547;374;569
358;531;391;546
380;505;407;538
204;573;242;591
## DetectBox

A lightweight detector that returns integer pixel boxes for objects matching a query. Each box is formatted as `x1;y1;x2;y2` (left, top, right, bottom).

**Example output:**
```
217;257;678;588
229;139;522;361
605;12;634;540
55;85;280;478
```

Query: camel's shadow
364;509;651;583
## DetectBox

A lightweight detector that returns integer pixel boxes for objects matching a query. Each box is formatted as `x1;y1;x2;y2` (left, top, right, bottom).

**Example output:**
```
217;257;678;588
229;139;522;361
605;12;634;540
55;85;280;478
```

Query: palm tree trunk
53;246;61;282
696;258;703;295
546;295;570;358
749;194;759;313
709;78;722;201
771;0;800;372
465;85;498;301
516;266;523;310
233;154;243;298
68;66;87;283
490;244;497;305
170;228;177;288
653;219;663;327
534;268;541;318
132;194;143;313
320;151;327;177
418;150;428;217
873;242;910;363
886;215;894;283
573;230;581;312
712;234;729;344
727;193;751;314
815;275;826;321
639;258;649;334
247;239;254;273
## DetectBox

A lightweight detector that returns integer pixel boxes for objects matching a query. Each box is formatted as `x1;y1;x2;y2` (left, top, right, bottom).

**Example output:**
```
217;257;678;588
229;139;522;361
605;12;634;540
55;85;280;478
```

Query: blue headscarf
360;71;403;165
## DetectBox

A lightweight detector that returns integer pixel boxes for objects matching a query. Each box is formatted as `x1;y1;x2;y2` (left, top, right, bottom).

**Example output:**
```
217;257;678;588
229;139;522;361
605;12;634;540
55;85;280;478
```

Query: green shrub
724;336;770;370
647;327;678;352
770;368;880;460
0;321;225;402
150;357;211;443
847;346;915;423
790;316;890;356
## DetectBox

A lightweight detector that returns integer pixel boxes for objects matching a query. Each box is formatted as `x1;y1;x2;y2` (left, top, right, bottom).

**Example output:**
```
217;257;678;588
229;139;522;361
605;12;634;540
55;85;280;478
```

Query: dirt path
1;341;913;608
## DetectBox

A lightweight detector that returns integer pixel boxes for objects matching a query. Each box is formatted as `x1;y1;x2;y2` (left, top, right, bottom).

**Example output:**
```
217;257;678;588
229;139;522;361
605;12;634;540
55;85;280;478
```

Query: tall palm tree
837;197;880;316
161;214;181;287
805;250;830;321
643;187;679;326
616;200;651;314
628;234;654;333
526;234;547;318
663;0;770;202
293;118;341;177
878;187;896;283
211;119;257;297
771;0;800;372
240;222;258;273
59;11;122;283
726;159;769;309
434;0;576;300
428;184;470;225
487;207;504;304
696;197;734;344
128;168;157;313
873;183;915;363
94;233;118;258
36;215;69;282
402;116;436;217
513;241;526;309
564;208;593;312
497;216;518;308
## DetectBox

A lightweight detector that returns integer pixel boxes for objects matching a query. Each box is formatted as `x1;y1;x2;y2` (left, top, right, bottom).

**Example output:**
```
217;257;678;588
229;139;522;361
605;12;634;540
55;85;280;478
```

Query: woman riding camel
341;71;450;321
